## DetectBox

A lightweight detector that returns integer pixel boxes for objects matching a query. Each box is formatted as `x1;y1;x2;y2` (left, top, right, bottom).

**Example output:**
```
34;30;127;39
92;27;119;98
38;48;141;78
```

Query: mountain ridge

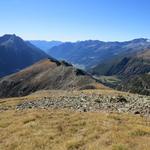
47;38;150;69
0;58;106;98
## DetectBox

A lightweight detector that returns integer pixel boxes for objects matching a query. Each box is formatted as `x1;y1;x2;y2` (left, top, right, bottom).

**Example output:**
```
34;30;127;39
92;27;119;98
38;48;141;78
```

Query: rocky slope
0;34;48;77
0;59;106;98
0;90;149;116
16;93;150;116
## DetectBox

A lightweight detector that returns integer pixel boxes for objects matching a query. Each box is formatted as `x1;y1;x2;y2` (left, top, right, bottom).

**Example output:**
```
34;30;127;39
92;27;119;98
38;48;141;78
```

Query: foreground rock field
0;90;150;116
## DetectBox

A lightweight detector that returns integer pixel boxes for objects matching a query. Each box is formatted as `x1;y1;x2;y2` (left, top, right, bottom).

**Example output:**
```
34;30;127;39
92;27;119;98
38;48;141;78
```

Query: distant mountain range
29;40;62;53
47;38;150;70
0;58;105;98
0;34;150;96
0;34;49;77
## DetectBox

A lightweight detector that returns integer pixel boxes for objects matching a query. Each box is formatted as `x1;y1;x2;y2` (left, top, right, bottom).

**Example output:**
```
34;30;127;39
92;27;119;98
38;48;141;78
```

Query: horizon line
0;33;149;43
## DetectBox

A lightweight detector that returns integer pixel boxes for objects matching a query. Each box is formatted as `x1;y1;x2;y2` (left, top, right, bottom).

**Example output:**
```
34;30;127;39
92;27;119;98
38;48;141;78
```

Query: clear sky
0;0;150;41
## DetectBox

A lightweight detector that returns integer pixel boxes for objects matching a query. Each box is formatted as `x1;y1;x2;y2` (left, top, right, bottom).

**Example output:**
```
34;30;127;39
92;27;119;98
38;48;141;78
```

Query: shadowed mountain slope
90;48;150;76
92;49;150;95
0;58;106;98
107;56;150;76
117;73;150;95
0;34;49;77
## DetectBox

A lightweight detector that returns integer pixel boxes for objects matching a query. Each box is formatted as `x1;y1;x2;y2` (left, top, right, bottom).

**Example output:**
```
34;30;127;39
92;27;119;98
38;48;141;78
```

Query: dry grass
0;89;149;150
0;109;149;150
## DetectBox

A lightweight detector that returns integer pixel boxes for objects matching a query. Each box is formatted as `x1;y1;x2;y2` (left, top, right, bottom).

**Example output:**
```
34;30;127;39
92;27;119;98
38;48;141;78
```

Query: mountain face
108;58;150;76
92;48;150;76
29;40;62;53
47;39;150;70
0;34;49;77
91;48;150;95
0;58;106;98
117;73;150;95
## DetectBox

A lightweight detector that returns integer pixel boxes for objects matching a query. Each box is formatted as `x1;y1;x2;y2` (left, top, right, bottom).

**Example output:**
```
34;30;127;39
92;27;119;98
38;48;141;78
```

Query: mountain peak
0;34;48;77
131;38;148;43
1;34;18;40
0;34;24;46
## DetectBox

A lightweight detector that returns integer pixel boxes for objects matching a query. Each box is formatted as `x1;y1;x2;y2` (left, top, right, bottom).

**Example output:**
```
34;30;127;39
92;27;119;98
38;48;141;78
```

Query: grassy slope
0;59;106;98
0;109;150;150
96;76;121;88
0;90;150;150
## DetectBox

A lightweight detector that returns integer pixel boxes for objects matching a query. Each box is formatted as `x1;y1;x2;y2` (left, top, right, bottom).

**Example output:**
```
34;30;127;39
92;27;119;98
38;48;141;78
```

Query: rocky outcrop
15;93;150;116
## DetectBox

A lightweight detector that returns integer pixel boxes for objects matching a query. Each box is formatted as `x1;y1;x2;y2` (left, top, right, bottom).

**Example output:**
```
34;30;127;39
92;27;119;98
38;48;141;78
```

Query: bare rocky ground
0;90;149;116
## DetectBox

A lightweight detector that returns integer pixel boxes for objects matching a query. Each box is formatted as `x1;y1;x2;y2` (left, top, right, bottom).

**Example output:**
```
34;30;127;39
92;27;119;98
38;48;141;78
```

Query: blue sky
0;0;150;41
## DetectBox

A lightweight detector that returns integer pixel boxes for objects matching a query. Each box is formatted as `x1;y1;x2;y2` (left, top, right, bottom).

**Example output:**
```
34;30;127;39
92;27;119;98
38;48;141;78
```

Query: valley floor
0;89;150;150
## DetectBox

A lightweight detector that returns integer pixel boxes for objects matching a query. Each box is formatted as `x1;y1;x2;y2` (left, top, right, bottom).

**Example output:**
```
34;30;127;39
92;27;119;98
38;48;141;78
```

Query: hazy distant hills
29;40;62;53
47;38;150;70
0;58;105;98
0;34;49;77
